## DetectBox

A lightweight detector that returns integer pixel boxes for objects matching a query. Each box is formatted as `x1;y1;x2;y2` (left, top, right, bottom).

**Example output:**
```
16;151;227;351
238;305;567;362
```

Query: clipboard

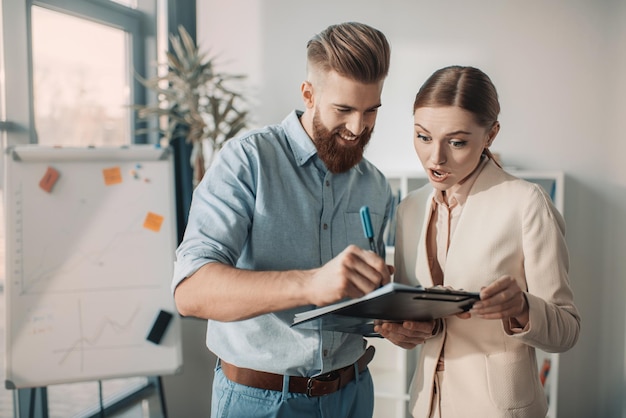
291;282;480;336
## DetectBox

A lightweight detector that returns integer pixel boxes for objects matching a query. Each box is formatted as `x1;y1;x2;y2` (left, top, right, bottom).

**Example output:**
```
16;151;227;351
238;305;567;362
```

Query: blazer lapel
415;195;435;287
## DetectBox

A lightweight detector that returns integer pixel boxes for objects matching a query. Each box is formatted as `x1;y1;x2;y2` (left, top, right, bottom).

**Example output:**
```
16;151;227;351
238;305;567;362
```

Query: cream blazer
394;160;580;418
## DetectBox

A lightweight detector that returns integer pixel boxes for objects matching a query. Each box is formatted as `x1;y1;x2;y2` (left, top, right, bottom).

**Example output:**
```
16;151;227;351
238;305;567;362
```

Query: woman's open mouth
429;168;450;182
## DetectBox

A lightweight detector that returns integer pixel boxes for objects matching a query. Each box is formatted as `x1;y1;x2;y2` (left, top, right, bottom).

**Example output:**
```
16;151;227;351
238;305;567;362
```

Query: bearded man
172;21;393;418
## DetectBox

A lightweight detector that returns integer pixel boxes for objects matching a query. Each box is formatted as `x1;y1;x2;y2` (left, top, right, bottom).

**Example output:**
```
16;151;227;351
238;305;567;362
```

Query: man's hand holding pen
303;205;393;307
306;245;392;307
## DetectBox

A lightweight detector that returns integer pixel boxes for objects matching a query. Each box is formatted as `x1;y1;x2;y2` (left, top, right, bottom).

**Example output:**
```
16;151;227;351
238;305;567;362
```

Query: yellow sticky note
143;212;164;232
103;166;123;185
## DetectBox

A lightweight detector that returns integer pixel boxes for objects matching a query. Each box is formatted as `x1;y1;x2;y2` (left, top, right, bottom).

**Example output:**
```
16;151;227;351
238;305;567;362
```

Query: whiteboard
3;145;183;389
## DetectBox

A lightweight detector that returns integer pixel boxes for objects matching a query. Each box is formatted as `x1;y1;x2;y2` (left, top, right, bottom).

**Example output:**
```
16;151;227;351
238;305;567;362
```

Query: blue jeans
210;363;375;418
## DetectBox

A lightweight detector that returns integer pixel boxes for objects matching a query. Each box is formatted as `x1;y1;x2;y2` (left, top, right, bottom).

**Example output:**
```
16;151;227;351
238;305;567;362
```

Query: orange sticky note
102;166;123;185
39;166;60;193
143;212;164;232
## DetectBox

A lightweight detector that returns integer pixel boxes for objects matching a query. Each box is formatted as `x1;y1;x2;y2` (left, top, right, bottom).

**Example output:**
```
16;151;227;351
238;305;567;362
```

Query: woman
375;66;580;417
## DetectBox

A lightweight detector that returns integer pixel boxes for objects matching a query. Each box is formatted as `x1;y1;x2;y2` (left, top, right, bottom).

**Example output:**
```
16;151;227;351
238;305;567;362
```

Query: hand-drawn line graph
55;299;142;370
9;290;176;384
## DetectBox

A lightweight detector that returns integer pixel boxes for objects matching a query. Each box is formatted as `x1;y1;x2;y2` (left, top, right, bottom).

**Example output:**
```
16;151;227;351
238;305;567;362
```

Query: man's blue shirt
172;110;392;376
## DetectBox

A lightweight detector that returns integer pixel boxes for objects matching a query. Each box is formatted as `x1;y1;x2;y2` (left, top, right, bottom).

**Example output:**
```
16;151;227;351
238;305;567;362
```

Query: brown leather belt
220;345;375;397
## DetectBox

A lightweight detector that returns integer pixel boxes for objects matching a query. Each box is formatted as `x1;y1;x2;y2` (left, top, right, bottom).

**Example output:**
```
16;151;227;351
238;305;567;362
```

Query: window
32;6;131;146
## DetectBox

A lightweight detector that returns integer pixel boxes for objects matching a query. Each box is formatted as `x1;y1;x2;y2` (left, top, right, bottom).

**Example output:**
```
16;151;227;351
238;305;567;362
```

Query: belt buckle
306;370;340;397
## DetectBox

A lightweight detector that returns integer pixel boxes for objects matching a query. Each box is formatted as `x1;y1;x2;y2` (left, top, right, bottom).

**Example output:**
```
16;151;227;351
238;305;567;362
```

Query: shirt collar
282;110;317;167
433;156;489;208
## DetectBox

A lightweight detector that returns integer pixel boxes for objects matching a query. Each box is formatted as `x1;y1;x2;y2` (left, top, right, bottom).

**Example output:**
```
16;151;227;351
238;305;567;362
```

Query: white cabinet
371;169;564;418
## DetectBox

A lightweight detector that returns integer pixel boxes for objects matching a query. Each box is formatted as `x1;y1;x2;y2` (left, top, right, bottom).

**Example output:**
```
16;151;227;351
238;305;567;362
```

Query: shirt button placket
320;174;334;263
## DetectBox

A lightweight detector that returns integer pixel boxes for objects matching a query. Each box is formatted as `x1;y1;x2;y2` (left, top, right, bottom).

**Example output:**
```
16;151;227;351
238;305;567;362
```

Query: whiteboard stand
12;377;167;418
4;145;182;416
14;387;49;418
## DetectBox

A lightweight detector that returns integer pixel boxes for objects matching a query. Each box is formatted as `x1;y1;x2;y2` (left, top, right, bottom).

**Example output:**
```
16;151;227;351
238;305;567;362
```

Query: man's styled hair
306;22;391;84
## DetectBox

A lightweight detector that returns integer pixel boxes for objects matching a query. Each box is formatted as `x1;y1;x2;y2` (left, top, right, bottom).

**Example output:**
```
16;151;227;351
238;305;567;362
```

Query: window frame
2;0;157;147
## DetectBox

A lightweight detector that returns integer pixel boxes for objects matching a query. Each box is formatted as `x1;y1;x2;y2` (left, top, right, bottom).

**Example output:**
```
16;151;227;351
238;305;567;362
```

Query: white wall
197;1;626;416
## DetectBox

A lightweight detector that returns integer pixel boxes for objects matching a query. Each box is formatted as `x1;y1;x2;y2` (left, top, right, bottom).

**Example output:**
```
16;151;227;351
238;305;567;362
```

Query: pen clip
359;206;374;239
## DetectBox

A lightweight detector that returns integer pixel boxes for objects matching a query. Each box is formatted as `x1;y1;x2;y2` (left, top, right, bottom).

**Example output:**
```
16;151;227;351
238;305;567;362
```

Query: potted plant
134;25;249;186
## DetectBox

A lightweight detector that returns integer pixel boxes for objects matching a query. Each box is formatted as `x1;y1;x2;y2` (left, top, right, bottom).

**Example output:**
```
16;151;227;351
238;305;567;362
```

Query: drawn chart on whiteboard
4;146;182;389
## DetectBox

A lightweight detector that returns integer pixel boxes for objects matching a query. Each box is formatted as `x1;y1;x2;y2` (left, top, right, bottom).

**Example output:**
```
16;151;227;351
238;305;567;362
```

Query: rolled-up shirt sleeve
171;138;256;294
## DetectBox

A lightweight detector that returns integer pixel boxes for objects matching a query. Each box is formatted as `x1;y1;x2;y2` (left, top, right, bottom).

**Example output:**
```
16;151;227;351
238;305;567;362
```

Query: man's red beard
312;111;372;173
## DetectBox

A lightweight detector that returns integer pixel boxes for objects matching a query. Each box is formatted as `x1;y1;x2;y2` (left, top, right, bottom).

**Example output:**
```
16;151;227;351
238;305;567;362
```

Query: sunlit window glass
31;6;131;146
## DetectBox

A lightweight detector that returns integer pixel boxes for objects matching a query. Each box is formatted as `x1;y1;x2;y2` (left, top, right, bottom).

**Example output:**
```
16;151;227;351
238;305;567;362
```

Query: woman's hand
374;320;439;349
471;275;529;327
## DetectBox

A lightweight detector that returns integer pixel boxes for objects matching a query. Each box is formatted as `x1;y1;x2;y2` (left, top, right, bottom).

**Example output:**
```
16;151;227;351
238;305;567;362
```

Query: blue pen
359;206;378;255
